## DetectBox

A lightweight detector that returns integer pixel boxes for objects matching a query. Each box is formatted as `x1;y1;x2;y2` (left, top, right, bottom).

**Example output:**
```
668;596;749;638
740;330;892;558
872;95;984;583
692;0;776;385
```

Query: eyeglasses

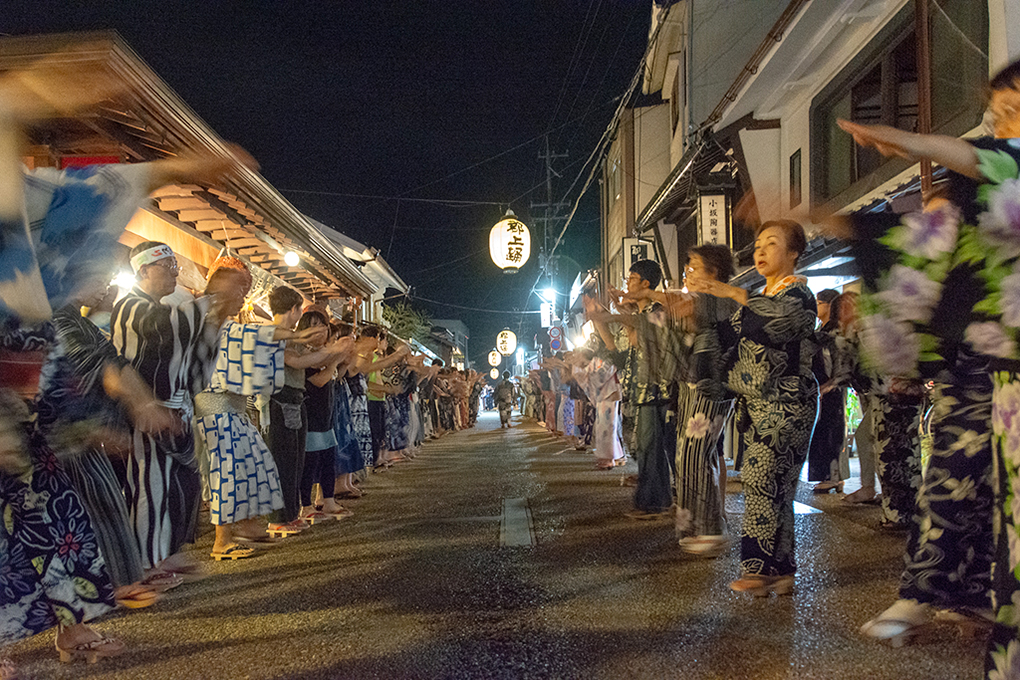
150;259;180;274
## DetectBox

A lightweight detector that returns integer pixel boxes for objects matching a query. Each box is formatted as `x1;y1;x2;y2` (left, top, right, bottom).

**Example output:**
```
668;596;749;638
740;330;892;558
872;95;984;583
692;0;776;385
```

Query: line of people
0;66;489;677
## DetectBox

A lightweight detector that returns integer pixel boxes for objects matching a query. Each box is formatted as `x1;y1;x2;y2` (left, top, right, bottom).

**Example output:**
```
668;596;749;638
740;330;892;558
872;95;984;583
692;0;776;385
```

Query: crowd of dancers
0;61;493;676
5;50;1020;680
504;57;1020;680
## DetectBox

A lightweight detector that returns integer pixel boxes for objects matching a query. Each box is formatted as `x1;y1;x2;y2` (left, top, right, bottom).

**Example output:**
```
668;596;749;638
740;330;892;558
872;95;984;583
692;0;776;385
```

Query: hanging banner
698;193;730;246
540;302;553;328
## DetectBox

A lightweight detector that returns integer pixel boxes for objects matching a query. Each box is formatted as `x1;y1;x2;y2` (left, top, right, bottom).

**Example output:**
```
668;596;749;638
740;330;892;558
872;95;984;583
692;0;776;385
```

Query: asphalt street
7;410;984;679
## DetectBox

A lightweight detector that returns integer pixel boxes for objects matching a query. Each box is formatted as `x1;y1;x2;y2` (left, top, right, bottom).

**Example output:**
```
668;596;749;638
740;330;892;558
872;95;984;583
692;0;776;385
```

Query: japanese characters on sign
489;368;500;380
489;216;531;273
540;301;553;328
496;329;517;356
487;350;501;367
698;194;730;246
622;237;656;285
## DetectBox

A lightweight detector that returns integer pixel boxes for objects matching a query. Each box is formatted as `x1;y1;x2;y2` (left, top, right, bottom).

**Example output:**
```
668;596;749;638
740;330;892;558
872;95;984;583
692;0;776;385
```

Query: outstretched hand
837;119;916;162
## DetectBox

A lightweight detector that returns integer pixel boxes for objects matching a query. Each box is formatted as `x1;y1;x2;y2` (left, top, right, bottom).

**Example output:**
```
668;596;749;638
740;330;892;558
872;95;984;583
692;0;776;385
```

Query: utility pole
531;134;569;283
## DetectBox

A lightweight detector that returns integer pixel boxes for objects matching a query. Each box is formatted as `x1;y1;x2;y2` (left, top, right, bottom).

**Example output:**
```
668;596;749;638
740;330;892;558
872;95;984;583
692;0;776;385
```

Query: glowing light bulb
284;251;300;267
112;272;136;290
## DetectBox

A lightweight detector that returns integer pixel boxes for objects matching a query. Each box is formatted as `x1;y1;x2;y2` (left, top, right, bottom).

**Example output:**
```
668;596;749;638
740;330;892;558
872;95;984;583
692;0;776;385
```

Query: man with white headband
111;240;238;581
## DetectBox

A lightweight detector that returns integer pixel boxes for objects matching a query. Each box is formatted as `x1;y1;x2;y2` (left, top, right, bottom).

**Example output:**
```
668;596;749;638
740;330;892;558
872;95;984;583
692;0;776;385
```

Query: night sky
3;1;651;365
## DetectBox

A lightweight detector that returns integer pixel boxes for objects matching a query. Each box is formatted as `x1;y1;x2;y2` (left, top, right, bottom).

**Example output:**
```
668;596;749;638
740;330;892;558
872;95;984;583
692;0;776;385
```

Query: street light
541;287;557;303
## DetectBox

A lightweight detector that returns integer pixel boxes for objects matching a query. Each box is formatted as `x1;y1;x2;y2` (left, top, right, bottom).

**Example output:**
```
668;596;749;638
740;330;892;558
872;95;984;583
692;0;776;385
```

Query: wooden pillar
915;0;933;195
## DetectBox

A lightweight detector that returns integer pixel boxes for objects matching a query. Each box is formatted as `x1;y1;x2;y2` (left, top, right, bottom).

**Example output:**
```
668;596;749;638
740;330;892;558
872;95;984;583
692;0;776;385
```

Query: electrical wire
408;294;541;315
279;191;504;207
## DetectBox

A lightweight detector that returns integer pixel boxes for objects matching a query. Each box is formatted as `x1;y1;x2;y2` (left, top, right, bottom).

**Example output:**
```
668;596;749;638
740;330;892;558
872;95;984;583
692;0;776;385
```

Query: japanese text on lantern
496;330;516;355
490;217;530;272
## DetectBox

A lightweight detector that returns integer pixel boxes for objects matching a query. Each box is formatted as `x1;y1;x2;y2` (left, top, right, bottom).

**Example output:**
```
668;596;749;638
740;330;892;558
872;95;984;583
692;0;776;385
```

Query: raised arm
838;119;980;180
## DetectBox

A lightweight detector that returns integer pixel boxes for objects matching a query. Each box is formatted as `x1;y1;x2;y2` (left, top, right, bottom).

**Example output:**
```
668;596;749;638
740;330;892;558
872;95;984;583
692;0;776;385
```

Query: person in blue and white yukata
193;261;328;560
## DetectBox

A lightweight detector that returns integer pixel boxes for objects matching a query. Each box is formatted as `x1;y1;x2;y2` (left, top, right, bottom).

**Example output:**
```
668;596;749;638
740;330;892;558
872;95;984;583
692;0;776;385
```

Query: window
790;149;802;209
810;1;987;205
671;51;685;134
608;155;622;208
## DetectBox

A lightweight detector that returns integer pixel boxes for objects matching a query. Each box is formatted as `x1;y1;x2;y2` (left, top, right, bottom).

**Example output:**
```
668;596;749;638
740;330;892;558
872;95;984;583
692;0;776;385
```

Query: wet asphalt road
8;410;984;679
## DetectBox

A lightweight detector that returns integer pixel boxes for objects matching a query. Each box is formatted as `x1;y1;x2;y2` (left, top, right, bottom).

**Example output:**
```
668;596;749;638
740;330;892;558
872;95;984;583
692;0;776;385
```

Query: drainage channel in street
499;497;535;546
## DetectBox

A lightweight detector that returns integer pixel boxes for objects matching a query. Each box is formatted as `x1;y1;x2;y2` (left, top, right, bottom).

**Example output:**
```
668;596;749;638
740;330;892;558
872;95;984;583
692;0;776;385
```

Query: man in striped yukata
111;241;235;577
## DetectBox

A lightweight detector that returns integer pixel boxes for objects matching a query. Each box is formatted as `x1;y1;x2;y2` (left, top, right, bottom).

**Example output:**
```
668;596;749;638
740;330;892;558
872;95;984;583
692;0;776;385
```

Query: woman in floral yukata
831;58;1020;677
686;221;818;596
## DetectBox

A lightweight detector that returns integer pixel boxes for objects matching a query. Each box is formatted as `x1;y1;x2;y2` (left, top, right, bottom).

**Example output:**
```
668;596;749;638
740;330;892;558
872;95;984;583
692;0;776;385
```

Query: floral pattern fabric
0;428;115;643
718;277;818;577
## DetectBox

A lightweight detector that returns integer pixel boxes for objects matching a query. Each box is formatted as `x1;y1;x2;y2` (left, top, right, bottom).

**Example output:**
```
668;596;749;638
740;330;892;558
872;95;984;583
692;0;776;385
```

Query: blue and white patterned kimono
1;161;151;643
196;322;286;525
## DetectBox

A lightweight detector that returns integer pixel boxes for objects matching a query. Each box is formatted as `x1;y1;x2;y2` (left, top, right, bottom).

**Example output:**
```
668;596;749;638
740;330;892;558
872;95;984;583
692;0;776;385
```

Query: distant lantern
487;350;501;367
496;329;517;356
489;209;530;274
489;368;500;380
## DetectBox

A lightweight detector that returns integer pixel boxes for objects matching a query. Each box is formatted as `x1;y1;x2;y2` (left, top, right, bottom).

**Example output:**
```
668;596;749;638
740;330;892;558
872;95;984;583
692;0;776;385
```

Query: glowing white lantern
489;210;530;274
489;368;500;380
488;350;501;367
496;329;517;356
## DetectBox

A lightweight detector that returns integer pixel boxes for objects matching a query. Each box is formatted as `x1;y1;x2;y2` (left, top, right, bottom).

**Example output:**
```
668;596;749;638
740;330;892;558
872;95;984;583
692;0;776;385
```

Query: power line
279;190;504;207
409;294;541;315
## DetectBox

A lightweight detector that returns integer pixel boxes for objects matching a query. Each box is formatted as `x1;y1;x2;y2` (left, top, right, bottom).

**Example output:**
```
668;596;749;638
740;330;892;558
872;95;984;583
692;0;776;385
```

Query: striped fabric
112;289;214;568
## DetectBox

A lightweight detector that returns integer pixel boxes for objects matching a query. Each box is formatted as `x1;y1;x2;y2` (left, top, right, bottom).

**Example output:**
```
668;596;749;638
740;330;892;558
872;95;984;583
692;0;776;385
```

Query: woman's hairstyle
757;219;807;264
269;286;304;315
296;309;328;331
206;257;252;297
990;57;1020;91
822;291;859;332
333;322;355;339
688;243;735;282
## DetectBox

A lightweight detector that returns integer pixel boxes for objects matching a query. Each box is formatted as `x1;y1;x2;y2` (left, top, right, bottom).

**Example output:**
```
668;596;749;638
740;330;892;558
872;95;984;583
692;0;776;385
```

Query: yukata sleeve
24;164;152;315
53;310;127;395
210;322;285;396
739;286;817;347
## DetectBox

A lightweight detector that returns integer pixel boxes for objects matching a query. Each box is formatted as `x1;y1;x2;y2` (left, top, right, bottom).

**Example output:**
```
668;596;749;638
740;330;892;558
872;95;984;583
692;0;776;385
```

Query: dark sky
3;1;650;365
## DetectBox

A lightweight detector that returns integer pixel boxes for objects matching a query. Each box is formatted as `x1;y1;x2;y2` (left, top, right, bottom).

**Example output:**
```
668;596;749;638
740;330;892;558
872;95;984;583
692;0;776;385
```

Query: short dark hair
361;326;386;340
130;241;169;258
432;358;444;367
296;309;328;331
269;286;304;315
629;259;662;289
502;370;510;379
757;219;807;265
688;244;734;282
991;58;1020;91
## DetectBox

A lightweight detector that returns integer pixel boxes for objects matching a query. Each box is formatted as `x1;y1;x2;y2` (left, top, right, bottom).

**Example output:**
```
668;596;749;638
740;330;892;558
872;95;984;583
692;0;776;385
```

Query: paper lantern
489;210;530;273
487;350;501;367
489;368;500;379
496;330;517;356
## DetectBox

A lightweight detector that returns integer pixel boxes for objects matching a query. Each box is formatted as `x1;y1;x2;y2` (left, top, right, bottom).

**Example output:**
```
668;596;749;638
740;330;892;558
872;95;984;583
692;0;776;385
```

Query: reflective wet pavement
7;411;983;679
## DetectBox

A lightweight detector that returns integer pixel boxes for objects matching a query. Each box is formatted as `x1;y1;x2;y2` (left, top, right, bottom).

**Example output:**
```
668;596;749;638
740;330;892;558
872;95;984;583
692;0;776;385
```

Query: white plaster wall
633;103;672;221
